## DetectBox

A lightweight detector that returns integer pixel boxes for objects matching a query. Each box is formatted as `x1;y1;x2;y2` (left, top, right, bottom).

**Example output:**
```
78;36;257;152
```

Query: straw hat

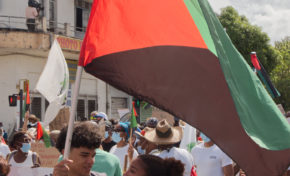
135;127;153;138
144;119;183;145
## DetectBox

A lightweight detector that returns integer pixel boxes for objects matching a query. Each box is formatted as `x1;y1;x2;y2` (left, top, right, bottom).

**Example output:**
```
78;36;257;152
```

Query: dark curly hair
56;121;102;153
0;156;10;176
9;131;26;149
138;155;184;176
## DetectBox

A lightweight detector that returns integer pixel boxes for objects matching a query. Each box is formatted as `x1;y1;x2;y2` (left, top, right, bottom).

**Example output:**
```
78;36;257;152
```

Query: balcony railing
0;15;86;39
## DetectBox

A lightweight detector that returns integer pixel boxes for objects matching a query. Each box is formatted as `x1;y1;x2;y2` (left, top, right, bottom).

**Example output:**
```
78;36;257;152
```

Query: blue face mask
20;143;31;153
112;132;122;143
200;133;211;143
105;131;109;139
137;145;145;155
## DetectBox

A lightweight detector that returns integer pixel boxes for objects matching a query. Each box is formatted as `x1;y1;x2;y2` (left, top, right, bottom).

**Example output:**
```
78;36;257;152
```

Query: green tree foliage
218;6;279;73
271;37;290;111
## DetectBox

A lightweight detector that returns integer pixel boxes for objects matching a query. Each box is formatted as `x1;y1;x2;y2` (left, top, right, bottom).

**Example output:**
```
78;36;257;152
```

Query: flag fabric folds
35;40;69;126
36;122;51;148
79;0;290;175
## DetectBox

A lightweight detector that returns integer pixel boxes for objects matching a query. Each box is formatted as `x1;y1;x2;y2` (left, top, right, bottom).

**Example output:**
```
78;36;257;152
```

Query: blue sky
208;0;290;45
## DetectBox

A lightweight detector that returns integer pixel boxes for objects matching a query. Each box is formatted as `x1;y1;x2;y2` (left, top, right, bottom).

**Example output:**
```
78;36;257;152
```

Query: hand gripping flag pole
63;66;83;159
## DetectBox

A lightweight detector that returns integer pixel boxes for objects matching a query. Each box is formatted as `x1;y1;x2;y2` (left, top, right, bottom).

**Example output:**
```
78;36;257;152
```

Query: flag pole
63;66;83;159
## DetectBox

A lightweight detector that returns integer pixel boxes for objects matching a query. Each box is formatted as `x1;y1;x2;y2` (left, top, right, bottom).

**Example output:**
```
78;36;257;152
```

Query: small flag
36;122;51;148
250;52;280;98
130;102;138;128
25;80;30;111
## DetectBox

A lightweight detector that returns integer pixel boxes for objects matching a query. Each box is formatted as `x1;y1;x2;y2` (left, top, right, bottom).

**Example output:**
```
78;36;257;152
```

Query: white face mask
20;143;31;153
28;122;37;128
112;132;122;143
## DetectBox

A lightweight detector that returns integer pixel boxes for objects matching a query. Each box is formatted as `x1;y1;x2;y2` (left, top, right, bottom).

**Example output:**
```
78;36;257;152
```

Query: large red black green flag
79;0;290;175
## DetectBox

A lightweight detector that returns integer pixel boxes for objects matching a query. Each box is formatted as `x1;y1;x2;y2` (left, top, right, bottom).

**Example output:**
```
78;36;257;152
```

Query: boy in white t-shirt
191;132;234;176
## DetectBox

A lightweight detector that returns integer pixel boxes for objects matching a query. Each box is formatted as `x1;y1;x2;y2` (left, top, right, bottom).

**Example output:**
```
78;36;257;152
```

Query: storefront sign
56;36;82;52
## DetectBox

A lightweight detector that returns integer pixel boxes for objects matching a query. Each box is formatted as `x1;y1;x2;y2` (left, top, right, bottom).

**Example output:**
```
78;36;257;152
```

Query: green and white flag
35;39;69;126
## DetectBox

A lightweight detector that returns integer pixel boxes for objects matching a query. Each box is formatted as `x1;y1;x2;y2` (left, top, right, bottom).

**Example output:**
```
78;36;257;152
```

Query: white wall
0;54;100;134
0;0;27;17
56;0;74;29
0;55;45;134
0;0;27;29
97;79;107;113
79;72;98;96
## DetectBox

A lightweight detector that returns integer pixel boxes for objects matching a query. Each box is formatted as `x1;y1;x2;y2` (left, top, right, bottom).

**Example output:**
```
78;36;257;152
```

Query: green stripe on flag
131;104;138;128
184;0;217;56
197;0;290;150
42;125;51;148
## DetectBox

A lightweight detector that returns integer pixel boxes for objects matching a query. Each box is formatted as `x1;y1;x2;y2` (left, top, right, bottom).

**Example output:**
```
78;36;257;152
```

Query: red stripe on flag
26;81;30;105
250;52;261;70
132;101;138;117
36;122;43;140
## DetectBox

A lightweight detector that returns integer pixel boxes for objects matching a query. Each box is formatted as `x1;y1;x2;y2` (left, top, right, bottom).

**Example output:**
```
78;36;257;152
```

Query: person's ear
61;149;64;155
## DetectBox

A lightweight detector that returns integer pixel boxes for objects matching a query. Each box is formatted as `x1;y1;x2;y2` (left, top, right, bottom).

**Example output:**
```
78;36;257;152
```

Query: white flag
35;40;69;126
180;123;196;152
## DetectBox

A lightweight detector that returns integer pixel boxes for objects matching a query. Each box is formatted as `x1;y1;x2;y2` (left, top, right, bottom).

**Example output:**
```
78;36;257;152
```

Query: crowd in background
0;110;289;176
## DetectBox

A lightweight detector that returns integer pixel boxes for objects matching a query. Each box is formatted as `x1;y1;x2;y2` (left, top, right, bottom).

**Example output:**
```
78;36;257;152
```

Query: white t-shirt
109;144;138;170
156;147;193;176
0;143;10;158
9;151;35;167
191;143;233;176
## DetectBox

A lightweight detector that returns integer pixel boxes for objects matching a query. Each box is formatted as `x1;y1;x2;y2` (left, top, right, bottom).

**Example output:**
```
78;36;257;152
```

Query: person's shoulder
174;147;190;154
109;144;117;153
173;147;193;160
212;145;229;157
97;149;120;161
191;142;204;152
212;144;223;153
0;143;8;147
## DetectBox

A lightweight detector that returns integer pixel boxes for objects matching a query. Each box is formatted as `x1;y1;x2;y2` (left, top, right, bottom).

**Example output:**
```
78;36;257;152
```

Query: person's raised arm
223;164;234;176
22;111;29;132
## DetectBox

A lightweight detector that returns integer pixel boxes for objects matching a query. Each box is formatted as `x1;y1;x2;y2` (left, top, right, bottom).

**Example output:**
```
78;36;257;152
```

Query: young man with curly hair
53;121;106;176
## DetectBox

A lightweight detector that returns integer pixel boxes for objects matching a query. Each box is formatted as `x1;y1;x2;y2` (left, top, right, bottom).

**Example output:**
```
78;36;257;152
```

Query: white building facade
0;0;131;134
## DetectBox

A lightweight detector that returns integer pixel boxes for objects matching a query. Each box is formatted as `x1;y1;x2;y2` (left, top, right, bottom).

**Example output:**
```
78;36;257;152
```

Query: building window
31;93;97;122
76;99;85;120
75;0;91;32
49;0;56;32
30;97;42;119
88;99;97;116
76;97;98;121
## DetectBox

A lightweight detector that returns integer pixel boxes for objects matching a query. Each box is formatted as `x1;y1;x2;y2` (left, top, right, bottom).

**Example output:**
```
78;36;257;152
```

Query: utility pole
19;89;23;128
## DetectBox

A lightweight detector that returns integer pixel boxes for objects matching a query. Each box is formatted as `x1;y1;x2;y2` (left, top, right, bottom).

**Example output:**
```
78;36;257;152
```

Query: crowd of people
0;110;289;176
